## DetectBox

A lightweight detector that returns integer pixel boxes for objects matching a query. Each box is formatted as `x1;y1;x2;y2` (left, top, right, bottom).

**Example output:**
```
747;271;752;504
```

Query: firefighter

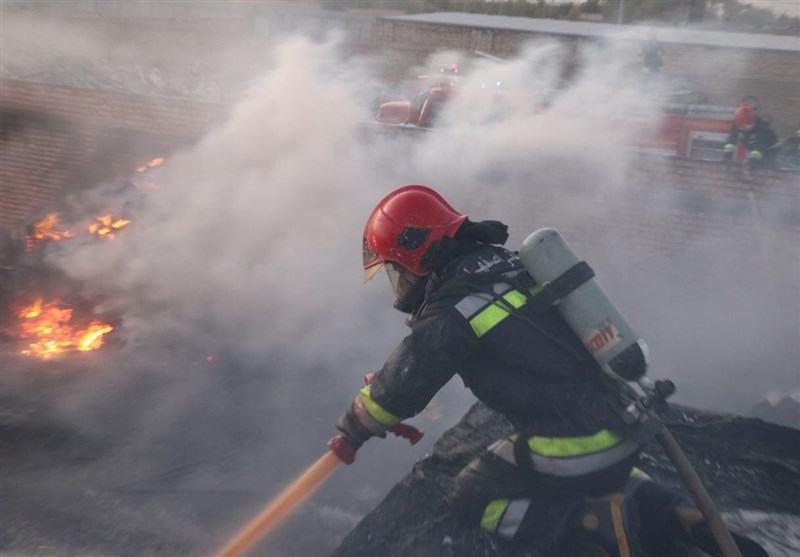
640;30;664;74
332;185;768;557
724;103;782;173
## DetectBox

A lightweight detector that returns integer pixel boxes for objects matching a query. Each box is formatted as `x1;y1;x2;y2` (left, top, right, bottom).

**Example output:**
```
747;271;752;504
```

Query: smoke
3;9;798;556
54;38;386;363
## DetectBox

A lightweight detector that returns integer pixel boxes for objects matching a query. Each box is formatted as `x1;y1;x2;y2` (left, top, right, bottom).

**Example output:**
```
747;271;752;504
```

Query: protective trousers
447;435;642;556
447;437;769;557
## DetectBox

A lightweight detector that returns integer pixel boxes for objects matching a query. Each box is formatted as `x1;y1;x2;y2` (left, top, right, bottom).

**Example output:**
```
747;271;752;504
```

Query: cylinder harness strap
522;260;595;315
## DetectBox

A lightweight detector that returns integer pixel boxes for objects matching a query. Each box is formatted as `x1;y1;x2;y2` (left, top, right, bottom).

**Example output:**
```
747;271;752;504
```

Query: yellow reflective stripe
359;385;402;427
468;290;528;337
528;429;622;457
480;498;510;533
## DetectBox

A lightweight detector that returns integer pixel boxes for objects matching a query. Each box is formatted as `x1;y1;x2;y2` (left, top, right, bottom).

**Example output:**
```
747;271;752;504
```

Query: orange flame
88;215;132;239
15;298;113;359
26;213;75;251
135;156;165;172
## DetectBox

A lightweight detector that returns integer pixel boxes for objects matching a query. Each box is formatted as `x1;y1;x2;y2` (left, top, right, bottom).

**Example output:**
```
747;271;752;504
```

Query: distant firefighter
640;30;664;74
724;103;782;172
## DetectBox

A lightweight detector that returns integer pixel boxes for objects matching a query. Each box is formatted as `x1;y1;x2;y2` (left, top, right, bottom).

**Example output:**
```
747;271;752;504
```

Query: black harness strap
526;260;595;314
486;262;596;366
513;434;536;474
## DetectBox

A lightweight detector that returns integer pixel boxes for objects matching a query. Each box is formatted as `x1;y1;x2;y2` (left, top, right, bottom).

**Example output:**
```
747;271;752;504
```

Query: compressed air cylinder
519;228;648;381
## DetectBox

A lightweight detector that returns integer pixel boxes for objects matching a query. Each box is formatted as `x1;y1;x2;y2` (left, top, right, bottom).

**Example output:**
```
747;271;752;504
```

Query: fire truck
375;86;454;130
375;85;743;162
638;104;741;162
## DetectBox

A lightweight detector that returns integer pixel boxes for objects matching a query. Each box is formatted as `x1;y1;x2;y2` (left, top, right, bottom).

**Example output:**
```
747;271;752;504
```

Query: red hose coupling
327;435;357;465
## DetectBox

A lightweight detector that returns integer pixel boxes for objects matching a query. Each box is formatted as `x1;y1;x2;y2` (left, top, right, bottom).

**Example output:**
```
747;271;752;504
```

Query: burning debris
2;157;162;361
87;215;132;240
134;156;165;173
25;213;75;251
26;212;133;249
13;298;113;359
130;156;166;190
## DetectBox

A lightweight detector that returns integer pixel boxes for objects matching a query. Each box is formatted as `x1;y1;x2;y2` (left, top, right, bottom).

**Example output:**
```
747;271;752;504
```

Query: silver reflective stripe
454;283;514;320
625;468;653;496
531;440;639;477
454;294;491;320
488;439;516;464
496;498;531;539
493;282;513;295
631;468;651;481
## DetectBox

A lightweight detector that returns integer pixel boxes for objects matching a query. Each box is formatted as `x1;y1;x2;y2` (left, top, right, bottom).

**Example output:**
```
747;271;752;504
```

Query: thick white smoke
54;37;389;365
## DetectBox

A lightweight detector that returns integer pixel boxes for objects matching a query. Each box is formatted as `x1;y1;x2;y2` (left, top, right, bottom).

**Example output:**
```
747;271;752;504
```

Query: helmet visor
363;262;386;284
385;262;402;295
363;237;379;267
385;261;427;313
364;261;416;290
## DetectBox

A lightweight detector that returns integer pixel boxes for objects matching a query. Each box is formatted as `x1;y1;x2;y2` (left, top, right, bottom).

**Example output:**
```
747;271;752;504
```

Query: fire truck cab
376;86;453;129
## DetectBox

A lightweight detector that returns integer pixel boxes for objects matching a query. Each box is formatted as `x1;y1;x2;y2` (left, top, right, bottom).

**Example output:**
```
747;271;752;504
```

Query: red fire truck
638;104;741;161
375;86;743;162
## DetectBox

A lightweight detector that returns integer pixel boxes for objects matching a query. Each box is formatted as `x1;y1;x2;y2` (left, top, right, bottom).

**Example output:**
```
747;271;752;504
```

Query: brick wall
624;156;799;259
662;47;800;131
2;76;797;279
373;19;800;137
0;79;228;236
0;80;227;138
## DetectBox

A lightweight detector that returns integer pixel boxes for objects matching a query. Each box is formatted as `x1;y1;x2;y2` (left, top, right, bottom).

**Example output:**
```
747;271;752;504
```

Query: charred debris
332;401;800;557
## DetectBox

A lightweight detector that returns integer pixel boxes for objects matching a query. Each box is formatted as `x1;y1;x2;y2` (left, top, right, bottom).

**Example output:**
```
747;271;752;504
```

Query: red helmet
363;185;467;280
734;104;755;128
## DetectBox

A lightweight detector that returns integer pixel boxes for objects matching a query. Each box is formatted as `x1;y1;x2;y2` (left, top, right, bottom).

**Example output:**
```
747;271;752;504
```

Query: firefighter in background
640;30;664;74
724;103;782;172
332;185;768;557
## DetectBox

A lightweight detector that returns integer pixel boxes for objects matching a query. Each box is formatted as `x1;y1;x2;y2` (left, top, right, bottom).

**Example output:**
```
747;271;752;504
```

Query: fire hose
212;450;340;557
213;425;422;557
212;374;423;557
637;378;744;557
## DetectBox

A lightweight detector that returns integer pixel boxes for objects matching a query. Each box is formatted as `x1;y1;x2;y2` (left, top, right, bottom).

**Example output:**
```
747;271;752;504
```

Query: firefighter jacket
347;242;641;476
726;117;781;155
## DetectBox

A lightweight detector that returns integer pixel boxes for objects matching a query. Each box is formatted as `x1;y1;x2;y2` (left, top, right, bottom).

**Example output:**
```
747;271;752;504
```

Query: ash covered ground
2;362;799;556
0;348;418;557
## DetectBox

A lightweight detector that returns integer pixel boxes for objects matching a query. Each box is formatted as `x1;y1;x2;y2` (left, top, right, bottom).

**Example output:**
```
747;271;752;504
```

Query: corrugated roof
381;13;800;52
